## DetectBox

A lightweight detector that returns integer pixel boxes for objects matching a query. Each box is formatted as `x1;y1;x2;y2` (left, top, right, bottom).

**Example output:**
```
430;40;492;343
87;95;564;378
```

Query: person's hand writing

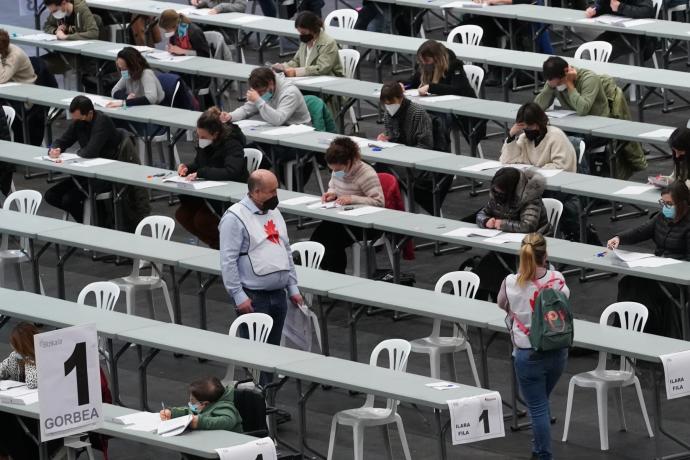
190;415;199;429
283;68;297;77
159;409;172;420
236;298;253;314
322;191;337;202
105;100;123;108
126;93;136;100
417;84;430;96
220;111;232;123
48;147;61;158
585;6;597;17
56;30;67;40
376;133;389;142
289;294;304;306
485;217;496;229
178;164;188;176
246;89;260;103
336;195;353;205
208;7;219;14
167;44;186;56
509;122;526;137
185;172;197;181
607;236;620;250
610;0;620;11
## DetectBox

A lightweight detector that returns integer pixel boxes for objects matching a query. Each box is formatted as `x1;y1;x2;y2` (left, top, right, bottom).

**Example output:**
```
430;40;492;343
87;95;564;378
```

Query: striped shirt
328;160;384;207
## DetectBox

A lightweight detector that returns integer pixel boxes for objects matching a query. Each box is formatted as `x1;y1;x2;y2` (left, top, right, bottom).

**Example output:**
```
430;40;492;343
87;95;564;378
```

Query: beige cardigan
0;44;36;84
283;30;343;78
499;125;577;172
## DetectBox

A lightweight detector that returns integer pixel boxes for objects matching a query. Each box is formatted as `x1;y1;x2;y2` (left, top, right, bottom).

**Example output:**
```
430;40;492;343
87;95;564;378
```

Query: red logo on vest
264;220;280;244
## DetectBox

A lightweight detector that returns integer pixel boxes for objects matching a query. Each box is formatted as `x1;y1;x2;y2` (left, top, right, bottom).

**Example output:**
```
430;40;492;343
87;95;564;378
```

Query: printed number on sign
64;342;89;406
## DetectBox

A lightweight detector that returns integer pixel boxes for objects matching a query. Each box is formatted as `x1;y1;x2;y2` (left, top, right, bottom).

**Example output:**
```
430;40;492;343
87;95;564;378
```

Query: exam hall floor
2;3;690;459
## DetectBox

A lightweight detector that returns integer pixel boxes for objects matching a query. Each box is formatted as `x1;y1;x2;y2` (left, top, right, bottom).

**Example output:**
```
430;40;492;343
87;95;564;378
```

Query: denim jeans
514;348;568;460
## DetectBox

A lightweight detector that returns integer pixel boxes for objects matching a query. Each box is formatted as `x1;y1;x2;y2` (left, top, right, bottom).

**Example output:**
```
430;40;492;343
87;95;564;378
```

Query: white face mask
164;31;175;38
555;83;567;92
52;9;66;19
198;138;213;149
385;103;401;116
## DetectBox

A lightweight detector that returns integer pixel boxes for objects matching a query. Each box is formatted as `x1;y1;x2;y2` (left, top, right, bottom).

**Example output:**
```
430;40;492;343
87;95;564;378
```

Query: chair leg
14;263;24;291
614;387;627;432
562;379;575;442
633;378;654;438
429;350;441;379
124;288;135;316
381;425;393;460
395;415;412;460
146;290;156;319
353;425;364;460
465;345;481;387
445;352;458;383
596;386;610;450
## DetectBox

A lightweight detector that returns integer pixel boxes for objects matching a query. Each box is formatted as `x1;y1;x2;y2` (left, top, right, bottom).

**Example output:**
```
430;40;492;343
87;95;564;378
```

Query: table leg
296;379;324;459
197;273;218;331
29;239;40;294
348;302;365;362
406;167;416;213
106;338;120;406
169;265;182;325
434;409;448;460
56;246;77;300
137;346;160;411
112;341;132;406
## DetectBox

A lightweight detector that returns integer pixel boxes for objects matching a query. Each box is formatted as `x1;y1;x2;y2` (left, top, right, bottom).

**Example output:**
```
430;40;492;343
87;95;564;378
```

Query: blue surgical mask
14;352;23;360
120;70;130;80
261;91;273;102
662;205;676;220
332;170;346;179
188;402;199;414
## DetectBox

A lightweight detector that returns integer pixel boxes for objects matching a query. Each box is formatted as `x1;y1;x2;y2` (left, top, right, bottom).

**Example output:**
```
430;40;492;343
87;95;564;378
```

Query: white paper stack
0;386;38;405
72;158;116;168
21;33;58;41
157;414;192;437
484;232;527;244
441;1;487;8
234;119;270;129
460;160;502;172
594;14;630;25
611;249;682;268
442;227;502;238
112;411;161;433
162;176;227;190
148;51;195;62
0;380;26;391
262;124;315;136
296;76;339;85
546;110;576;118
35;153;80;163
307;201;340;209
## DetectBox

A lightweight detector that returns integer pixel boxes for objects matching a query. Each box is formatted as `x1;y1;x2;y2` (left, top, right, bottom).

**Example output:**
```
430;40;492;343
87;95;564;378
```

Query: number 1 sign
35;324;103;442
447;392;505;445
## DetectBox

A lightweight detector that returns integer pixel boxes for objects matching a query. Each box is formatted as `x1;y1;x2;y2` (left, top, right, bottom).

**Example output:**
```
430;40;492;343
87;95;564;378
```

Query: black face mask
262;195;279;211
74;120;90;129
523;129;541;141
299;33;313;43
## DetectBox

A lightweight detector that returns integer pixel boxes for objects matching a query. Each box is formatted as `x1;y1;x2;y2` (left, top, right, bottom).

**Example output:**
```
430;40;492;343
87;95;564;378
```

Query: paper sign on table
448;391;504;445
338;206;385;216
216;437;277;460
639;128;675;139
613;185;655;195
157;414;192;437
660;350;690;399
443;227;501;238
262;124;315;136
460;160;502;172
281;196;321;206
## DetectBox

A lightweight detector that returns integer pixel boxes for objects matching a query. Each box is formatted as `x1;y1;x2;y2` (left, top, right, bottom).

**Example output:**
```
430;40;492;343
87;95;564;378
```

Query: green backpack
513;273;574;351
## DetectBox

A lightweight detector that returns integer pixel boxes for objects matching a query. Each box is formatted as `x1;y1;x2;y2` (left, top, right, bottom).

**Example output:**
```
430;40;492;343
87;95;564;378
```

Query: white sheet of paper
484;232;527;244
157;414;192;437
442;227;502;238
296;76;338;85
148;51;195;62
227;15;264;24
612;249;653;263
577;18;597;23
58;40;91;47
216;437;277;460
178;8;212;15
594;14;629;25
537;169;563;178
502;163;532;171
622;19;656;27
421;95;462;103
367;140;399;149
261;124;315;136
426;381;461;390
0;82;20;88
660;350;690;399
626;257;683;268
61;95;113;108
281;196;321;206
0;387;38;404
0;380;26;391
460;160;502;172
639;128;675;139
546;110;576;118
404;89;421;97
347;136;370;148
234;119;270;129
21;33;58;41
113;411;161;426
613;185;656;195
441;1;487;8
307;201;340;209
35;153;80;163
108;46;153;55
72;158;116;168
338;206;385;216
448;392;504;445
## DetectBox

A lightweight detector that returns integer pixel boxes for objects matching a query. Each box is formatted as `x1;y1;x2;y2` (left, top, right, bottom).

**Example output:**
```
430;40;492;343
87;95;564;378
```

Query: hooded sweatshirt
476;169;550;234
44;0;99;41
170;386;243;432
229;73;311;126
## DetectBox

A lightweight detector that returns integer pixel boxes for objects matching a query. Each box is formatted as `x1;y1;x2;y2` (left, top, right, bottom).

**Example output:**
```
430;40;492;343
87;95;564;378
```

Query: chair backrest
573;41;613;62
229;313;274;343
243;148;263;174
462;64;484;97
364;339;411;410
203;30;225;57
431;271;480;338
131;216;175;277
652;0;662;18
77;281;120;312
2;106;15;142
324;9;358;32
338;49;360;80
446;25;483;46
542;198;564;237
291;241;325;269
597;302;648;372
1;190;42;252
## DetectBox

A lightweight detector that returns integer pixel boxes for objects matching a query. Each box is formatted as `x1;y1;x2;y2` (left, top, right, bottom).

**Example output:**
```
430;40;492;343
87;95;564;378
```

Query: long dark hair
516;102;549;135
116;47;150;81
669;127;690;183
662;180;690;223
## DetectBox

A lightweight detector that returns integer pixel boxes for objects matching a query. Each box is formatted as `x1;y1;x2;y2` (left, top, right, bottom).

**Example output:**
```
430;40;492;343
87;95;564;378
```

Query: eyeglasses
658;199;674;207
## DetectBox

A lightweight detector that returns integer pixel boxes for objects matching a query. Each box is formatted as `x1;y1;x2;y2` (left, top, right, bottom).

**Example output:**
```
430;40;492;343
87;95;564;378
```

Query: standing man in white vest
219;169;303;355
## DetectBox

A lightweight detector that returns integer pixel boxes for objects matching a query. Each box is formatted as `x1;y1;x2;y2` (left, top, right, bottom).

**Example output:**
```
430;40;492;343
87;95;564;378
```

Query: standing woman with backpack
497;233;570;460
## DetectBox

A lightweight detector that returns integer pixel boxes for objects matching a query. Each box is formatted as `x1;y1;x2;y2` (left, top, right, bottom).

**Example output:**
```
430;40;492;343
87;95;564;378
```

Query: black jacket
188;123;248;182
593;0;654;18
169;23;210;58
54;111;121;159
406;49;476;99
619;211;690;260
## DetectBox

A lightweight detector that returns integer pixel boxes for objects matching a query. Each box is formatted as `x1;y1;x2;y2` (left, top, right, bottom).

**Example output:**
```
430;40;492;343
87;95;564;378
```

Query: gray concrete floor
2;1;690;459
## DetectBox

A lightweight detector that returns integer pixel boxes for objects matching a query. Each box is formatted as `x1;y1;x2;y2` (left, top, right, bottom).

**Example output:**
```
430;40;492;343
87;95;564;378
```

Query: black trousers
310;220;380;274
0;161;13;196
45;177;111;223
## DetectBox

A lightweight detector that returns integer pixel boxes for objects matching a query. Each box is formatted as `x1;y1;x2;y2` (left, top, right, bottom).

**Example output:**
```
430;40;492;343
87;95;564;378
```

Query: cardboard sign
35;324;103;441
447;391;505;445
660;350;690;400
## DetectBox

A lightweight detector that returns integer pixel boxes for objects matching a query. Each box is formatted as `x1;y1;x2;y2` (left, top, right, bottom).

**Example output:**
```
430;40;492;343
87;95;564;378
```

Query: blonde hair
516;233;547;287
159;9;190;30
417;40;449;86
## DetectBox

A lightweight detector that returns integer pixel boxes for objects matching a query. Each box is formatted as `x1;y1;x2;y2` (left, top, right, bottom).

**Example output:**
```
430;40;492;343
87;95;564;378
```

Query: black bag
233;383;268;436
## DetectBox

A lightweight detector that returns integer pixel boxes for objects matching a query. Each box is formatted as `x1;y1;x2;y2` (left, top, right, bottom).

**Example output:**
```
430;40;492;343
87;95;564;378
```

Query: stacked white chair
288;241;325;351
324;9;359;33
339;49;362;133
77;281;120;372
244;148;263;174
542;198;564;237
0;190;43;292
222;312;273;385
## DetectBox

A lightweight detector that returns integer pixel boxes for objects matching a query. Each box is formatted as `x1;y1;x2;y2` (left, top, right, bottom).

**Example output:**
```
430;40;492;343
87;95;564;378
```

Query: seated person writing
158;10;210;90
160;376;243;432
41;0;99;75
176;107;248;249
585;0;655;62
660;127;690;188
606;181;690;338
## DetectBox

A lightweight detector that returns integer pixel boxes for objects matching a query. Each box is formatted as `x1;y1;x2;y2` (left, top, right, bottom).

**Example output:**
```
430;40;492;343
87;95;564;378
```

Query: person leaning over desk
607;181;690;338
176;107;248;250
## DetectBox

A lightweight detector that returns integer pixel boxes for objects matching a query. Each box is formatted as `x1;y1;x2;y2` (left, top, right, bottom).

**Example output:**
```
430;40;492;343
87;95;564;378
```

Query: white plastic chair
462;64;485;159
326;339;413;460
77;281;120;371
446;25;483;46
222;313;274;385
339;49;361;131
542;198;564;238
324;9;359;32
562;302;654;451
109;216;175;322
3;106;15;142
244;148;263;174
287;241;325;351
410;272;481;387
0;190;42;292
574;41;613;62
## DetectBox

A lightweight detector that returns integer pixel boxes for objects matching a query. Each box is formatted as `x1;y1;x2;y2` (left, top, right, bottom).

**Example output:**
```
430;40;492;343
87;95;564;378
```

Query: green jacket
534;67;609;117
304;95;336;133
43;0;99;41
284;30;343;77
169;387;243;432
